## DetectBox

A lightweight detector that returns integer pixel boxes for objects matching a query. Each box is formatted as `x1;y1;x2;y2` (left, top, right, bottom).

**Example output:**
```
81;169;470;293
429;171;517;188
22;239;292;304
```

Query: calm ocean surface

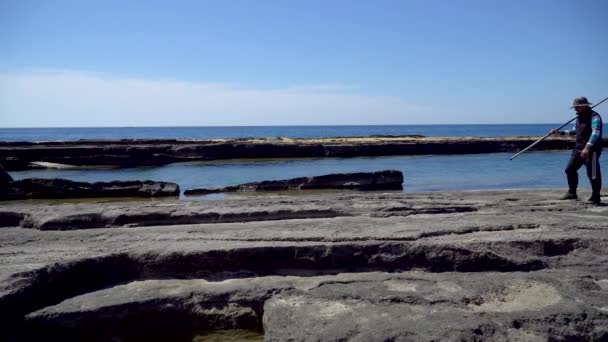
0;124;593;141
4;125;605;194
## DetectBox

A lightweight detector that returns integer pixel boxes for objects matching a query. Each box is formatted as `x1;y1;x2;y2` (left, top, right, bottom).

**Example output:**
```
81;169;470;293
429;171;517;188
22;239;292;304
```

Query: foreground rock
1;136;596;170
24;271;608;341
184;170;404;195
0;190;606;340
0;178;180;200
263;271;607;341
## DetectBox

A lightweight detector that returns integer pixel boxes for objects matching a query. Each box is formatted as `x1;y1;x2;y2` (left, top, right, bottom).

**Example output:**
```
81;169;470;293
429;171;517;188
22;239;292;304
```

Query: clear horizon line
0;123;574;129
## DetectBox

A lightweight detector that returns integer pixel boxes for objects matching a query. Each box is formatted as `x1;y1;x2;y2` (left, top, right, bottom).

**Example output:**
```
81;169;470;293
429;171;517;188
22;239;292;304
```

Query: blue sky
1;0;607;127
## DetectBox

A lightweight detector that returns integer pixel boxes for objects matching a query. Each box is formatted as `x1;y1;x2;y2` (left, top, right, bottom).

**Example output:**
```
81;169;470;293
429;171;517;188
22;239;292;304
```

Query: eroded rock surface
184;170;404;195
0;190;607;340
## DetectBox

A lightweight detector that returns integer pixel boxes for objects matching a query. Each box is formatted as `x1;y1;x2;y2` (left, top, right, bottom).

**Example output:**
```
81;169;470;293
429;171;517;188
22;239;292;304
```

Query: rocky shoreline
0;135;593;170
0;171;401;201
1;190;606;340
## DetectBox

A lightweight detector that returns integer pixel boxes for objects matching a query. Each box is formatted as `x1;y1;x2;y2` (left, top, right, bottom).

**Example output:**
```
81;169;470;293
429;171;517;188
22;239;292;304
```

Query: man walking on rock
552;97;603;204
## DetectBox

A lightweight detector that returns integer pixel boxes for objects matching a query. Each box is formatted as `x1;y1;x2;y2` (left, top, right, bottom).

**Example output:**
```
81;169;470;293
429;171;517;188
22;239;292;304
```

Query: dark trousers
565;149;602;195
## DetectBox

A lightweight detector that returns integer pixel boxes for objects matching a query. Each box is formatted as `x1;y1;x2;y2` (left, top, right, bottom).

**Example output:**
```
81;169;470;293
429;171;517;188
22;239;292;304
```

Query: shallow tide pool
10;151;603;195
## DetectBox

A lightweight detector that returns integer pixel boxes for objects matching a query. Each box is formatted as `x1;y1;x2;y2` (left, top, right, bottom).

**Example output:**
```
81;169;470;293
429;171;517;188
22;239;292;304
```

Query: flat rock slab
0;190;607;340
24;271;608;341
263;271;608;341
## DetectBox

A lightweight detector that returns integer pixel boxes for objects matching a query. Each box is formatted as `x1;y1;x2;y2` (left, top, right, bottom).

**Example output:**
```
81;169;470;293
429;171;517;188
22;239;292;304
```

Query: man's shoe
560;192;577;200
588;194;602;205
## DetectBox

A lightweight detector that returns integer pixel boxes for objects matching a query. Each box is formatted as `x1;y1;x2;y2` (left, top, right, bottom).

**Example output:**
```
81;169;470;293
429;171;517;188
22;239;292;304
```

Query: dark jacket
575;109;603;152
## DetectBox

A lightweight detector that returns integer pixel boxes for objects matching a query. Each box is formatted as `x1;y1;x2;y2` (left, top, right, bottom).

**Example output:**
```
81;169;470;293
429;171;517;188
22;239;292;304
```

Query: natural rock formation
0;163;13;186
0;190;606;340
0;178;179;200
184;170;404;195
262;271;607;341
3;203;346;230
1;136;597;170
25;271;607;341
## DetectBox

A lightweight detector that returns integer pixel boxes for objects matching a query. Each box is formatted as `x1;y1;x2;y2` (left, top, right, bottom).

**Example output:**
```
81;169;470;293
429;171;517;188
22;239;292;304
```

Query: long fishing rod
510;95;608;160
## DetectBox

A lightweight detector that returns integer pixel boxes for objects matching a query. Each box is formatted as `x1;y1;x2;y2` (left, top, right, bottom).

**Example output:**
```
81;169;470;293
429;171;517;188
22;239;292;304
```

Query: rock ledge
0;178;180;200
184;170;404;195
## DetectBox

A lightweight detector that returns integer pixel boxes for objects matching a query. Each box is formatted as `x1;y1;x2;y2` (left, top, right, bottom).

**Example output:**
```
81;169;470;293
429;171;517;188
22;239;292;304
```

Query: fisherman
551;97;603;204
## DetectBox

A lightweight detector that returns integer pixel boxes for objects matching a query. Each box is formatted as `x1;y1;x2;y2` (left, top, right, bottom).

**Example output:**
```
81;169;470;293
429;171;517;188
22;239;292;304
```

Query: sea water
8;151;594;194
1;124;601;141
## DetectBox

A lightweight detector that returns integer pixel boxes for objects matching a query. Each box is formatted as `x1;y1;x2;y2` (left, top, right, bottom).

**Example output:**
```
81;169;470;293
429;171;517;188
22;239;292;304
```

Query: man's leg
585;151;602;202
565;150;584;197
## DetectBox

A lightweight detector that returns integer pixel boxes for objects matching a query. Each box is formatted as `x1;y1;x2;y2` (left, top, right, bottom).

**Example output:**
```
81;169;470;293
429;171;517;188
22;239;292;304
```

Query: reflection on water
10;151;600;195
192;329;264;342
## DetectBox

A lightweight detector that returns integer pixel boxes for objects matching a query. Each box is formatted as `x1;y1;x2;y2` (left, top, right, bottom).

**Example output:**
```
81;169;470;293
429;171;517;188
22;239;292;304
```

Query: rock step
23;271;608;341
1;239;559;328
1;202;348;230
30;207;346;230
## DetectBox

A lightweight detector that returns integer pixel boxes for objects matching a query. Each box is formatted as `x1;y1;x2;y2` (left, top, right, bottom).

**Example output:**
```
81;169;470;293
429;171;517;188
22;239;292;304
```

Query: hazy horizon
1;1;607;127
0;122;582;129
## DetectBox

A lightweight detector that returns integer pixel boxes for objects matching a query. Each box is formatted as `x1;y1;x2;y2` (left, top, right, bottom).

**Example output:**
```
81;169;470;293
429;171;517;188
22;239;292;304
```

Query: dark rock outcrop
184;170;403;195
0;163;13;186
0;178;179;200
1;136;598;171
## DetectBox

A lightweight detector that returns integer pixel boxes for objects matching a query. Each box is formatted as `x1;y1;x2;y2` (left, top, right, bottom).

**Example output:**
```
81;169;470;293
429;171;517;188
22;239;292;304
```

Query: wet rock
184;170;403;195
0;178;179;200
0;163;13;186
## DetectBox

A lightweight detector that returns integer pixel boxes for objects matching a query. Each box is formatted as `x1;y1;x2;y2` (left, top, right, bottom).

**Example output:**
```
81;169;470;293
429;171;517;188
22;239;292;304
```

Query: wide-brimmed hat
571;96;593;108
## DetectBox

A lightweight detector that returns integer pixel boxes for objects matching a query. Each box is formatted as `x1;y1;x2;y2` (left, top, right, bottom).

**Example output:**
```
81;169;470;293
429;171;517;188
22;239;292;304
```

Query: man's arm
586;115;602;147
